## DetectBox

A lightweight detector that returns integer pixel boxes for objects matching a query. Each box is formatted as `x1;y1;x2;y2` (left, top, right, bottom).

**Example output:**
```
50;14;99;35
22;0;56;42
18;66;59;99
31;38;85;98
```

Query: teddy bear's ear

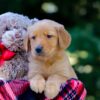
24;33;31;52
31;18;39;25
56;24;71;50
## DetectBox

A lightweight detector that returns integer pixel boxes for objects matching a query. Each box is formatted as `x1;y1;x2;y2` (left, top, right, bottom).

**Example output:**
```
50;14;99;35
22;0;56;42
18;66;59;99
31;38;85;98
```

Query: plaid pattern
0;79;29;100
0;79;87;100
54;79;86;100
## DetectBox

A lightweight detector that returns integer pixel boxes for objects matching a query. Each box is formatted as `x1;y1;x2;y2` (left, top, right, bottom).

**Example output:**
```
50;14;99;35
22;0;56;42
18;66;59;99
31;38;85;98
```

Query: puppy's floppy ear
24;33;31;52
56;24;71;50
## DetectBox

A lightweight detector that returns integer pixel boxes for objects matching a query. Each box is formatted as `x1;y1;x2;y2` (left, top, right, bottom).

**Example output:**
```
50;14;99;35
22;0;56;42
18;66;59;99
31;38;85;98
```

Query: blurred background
0;0;100;100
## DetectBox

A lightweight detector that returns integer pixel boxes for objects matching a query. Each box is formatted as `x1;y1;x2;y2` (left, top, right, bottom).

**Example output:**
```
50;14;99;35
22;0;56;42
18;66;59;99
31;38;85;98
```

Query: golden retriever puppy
24;19;77;99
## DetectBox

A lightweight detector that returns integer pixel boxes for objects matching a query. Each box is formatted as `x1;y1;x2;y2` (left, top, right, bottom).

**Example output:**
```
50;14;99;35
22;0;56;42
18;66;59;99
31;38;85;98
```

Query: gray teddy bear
0;12;38;80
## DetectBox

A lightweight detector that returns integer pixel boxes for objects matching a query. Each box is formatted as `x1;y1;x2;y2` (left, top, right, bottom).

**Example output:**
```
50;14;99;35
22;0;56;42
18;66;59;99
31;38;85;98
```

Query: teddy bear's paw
30;78;46;93
2;30;15;46
45;83;60;99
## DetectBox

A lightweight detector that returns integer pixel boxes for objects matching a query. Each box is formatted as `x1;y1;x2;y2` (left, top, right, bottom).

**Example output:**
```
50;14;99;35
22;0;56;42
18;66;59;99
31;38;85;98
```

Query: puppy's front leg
30;74;45;93
45;74;67;99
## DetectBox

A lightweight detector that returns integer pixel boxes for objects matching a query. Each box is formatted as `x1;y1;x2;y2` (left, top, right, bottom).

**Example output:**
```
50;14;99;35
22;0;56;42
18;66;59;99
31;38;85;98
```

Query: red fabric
0;43;15;66
0;80;29;100
45;79;87;100
0;79;87;100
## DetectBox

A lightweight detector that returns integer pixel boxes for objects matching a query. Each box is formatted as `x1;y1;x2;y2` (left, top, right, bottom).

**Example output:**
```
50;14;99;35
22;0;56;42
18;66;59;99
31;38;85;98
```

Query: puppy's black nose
35;45;43;54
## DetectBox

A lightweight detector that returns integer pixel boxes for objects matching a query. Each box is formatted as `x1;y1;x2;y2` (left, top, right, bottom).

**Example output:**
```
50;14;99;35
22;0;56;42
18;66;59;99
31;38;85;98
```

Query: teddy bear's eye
23;28;27;31
5;26;10;31
32;36;36;40
14;26;19;29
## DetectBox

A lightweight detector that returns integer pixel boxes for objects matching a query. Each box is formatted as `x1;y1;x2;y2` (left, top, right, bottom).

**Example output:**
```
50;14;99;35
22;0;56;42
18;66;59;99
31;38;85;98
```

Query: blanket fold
0;79;87;100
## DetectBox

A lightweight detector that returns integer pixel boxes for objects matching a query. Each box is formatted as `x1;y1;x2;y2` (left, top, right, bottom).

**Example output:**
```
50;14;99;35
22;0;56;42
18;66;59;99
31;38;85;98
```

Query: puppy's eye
32;36;36;39
46;35;53;39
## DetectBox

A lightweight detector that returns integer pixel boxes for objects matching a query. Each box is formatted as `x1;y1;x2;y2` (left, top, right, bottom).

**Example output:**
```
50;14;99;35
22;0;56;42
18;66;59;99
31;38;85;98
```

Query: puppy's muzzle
35;45;43;54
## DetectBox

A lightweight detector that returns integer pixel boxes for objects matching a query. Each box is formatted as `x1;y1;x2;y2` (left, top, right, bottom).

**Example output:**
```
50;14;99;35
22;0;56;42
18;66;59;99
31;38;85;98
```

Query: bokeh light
41;2;58;13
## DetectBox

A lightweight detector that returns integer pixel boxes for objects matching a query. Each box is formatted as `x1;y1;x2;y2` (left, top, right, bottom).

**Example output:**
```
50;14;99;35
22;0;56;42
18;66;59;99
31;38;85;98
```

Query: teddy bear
0;12;38;80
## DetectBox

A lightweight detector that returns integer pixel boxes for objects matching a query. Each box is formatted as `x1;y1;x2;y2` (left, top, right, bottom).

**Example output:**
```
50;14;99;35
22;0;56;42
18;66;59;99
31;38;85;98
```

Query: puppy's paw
30;77;45;93
45;83;60;99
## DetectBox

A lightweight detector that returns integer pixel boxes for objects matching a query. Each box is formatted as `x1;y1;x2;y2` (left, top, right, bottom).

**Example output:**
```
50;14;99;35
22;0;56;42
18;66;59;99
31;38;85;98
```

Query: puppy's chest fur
29;61;61;79
28;52;77;79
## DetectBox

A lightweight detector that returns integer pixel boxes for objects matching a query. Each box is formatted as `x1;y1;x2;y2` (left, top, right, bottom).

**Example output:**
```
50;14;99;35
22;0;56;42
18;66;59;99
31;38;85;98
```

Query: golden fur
24;19;77;99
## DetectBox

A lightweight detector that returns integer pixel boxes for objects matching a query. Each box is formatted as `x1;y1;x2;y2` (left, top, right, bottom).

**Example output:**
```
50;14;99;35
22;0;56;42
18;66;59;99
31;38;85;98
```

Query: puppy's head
24;19;71;60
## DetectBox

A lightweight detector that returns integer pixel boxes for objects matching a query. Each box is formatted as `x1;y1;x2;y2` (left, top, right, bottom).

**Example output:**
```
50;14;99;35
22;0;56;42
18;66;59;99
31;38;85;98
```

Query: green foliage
0;0;100;99
69;23;100;100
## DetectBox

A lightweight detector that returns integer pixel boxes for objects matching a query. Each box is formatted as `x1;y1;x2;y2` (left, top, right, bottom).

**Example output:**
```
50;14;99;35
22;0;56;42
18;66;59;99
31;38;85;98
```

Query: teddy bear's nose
35;45;43;54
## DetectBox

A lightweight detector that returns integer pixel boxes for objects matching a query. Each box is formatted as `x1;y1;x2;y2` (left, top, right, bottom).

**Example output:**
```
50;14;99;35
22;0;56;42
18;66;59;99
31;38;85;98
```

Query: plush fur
0;12;35;80
24;19;77;99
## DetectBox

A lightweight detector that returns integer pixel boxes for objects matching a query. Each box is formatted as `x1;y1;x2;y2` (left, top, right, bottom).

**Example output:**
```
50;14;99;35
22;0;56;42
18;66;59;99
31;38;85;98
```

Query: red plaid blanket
0;78;87;100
